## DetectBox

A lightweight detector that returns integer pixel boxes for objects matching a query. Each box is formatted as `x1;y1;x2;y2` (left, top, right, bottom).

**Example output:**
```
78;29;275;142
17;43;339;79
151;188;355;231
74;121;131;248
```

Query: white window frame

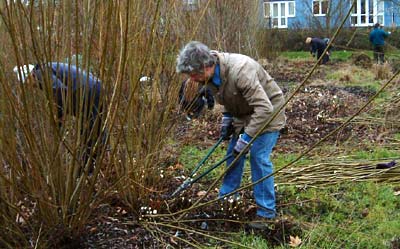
263;1;296;29
313;0;329;16
184;0;199;11
350;0;385;27
264;2;271;18
288;1;295;17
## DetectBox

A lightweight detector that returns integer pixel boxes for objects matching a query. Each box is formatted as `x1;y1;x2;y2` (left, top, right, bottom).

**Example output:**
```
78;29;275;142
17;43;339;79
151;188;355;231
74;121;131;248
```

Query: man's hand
233;134;250;157
220;115;234;140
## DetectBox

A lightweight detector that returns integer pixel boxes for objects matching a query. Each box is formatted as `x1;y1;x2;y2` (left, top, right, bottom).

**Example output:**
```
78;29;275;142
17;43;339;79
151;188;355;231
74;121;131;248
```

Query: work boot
248;216;277;230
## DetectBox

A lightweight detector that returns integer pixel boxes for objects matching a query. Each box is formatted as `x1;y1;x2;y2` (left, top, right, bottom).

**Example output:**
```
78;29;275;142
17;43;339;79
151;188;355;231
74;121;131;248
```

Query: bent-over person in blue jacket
305;37;330;64
14;62;105;173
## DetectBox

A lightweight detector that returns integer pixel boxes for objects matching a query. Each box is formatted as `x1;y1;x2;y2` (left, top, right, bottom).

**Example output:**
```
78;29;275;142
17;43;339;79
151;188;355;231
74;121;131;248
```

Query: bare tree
300;0;352;37
386;0;400;28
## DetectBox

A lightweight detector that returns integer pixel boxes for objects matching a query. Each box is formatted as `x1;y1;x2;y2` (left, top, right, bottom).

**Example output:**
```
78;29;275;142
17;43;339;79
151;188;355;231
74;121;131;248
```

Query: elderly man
176;41;286;229
14;62;105;173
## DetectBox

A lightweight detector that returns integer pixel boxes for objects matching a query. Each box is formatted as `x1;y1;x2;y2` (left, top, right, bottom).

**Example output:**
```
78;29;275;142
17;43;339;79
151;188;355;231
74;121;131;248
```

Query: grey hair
176;41;216;74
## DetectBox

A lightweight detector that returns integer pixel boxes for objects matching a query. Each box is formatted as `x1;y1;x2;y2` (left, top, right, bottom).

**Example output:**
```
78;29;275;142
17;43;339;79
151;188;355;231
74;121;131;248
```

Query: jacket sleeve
311;42;318;54
50;70;67;123
53;85;64;127
235;66;274;137
52;74;67;90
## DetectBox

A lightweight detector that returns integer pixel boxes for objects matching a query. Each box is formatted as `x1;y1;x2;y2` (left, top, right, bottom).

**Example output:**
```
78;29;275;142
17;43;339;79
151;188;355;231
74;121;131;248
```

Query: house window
263;1;295;28
288;2;295;17
313;0;329;16
264;2;270;18
351;0;384;27
183;0;199;11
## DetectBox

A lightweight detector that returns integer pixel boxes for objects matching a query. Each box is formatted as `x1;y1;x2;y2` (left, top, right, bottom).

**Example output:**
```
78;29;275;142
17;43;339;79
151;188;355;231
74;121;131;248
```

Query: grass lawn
178;144;400;248
280;50;364;61
280;49;400;62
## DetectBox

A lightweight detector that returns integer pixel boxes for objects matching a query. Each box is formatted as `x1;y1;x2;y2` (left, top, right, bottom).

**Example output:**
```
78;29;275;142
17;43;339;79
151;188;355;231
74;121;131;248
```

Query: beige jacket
207;51;286;137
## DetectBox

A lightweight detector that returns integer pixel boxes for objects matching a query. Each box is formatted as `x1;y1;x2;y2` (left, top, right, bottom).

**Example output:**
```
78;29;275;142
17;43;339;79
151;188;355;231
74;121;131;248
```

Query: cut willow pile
277;157;400;186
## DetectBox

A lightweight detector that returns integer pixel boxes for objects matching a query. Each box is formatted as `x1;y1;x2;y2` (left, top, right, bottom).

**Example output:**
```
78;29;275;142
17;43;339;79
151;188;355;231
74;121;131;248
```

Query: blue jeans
219;131;280;218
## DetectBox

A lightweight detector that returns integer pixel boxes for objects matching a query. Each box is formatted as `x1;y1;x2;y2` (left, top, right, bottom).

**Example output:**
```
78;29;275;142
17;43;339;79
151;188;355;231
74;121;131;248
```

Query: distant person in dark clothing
179;78;214;119
13;62;106;172
305;37;330;64
369;23;391;64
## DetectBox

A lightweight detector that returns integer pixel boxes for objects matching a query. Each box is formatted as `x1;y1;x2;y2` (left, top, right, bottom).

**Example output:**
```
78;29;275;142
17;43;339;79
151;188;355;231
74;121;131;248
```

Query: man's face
188;65;214;83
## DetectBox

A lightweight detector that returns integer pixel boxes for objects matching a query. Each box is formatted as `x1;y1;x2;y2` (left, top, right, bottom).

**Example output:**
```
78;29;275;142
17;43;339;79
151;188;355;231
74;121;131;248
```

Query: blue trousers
219;131;280;218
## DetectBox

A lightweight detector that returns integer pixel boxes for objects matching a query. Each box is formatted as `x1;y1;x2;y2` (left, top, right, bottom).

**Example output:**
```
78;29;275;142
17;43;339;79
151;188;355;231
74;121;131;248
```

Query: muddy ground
81;59;391;248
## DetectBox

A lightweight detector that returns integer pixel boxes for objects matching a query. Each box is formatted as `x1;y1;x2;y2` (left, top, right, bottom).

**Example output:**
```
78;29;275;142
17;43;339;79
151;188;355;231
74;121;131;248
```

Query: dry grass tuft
372;62;393;80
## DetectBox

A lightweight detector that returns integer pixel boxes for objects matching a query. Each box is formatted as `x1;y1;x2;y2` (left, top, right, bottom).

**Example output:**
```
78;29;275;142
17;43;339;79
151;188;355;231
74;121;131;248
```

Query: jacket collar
211;64;221;87
210;51;228;102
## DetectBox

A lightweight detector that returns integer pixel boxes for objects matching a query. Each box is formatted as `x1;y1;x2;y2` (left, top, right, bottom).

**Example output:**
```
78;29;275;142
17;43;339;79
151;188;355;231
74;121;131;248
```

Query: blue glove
233;133;252;156
220;115;234;140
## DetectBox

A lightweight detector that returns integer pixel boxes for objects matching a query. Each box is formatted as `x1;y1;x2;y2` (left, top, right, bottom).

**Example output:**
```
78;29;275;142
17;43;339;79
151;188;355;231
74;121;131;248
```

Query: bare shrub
0;1;182;247
372;63;393;80
351;53;372;69
0;0;266;247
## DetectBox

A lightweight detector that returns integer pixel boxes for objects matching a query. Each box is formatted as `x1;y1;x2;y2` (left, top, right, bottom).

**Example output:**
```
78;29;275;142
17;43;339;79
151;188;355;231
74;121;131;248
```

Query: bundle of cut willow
277;158;400;186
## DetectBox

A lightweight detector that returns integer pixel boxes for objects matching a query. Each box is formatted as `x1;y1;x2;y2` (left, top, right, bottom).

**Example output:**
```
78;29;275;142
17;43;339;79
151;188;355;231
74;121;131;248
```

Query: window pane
369;15;373;24
351;16;357;25
361;15;366;23
264;3;270;17
273;3;278;17
351;3;357;14
273;18;278;27
321;0;328;14
266;18;272;28
377;15;383;24
280;3;286;17
281;18;286;26
361;0;366;14
187;0;198;5
313;1;319;14
377;1;384;13
288;2;295;16
369;0;373;14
